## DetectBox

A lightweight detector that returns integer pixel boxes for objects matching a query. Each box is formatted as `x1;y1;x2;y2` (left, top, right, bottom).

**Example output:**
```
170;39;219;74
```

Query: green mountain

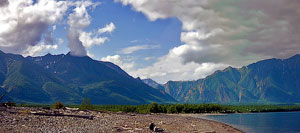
0;51;176;104
150;55;300;104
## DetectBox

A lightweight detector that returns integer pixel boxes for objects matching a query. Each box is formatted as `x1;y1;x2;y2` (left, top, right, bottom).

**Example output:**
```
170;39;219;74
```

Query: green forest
89;103;300;114
18;102;300;114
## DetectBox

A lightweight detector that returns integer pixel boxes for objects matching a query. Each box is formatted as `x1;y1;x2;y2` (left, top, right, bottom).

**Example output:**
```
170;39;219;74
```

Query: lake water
197;112;300;133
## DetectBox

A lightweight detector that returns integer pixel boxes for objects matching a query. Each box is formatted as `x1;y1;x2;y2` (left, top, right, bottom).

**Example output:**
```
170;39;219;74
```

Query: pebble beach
0;107;243;133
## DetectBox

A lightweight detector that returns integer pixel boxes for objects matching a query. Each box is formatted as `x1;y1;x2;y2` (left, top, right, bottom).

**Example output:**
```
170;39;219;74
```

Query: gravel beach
0;107;243;133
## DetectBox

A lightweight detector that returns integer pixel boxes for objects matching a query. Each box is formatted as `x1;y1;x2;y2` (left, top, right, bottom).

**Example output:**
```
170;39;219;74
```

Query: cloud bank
115;0;300;83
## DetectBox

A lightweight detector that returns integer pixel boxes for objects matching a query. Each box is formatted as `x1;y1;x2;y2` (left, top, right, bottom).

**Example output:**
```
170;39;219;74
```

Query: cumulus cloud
67;1;95;56
0;0;114;57
23;44;58;57
98;22;116;34
67;2;117;56
0;0;69;55
79;22;116;49
22;25;60;57
101;55;135;72
116;0;300;63
0;0;8;7
79;32;108;48
119;44;160;54
115;0;300;82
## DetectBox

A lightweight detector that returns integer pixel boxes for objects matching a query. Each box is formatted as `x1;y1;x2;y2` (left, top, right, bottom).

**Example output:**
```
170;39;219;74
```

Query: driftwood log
31;112;94;120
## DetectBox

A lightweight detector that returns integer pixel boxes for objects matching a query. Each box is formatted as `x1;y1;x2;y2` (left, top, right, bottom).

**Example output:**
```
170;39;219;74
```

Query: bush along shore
16;102;300;114
89;103;300;114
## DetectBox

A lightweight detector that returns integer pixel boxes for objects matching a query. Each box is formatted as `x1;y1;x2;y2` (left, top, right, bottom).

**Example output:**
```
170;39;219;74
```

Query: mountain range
1;49;300;105
143;54;300;104
0;50;176;104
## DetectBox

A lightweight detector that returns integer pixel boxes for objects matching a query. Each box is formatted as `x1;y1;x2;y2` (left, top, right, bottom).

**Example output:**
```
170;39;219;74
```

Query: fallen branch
31;112;94;120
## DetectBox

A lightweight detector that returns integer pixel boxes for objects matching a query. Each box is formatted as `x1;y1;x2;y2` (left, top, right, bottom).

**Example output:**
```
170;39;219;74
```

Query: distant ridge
149;54;300;104
142;78;168;95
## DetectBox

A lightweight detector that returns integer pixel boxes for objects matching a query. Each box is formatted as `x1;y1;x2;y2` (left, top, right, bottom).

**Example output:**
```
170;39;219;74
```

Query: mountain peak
223;66;234;71
45;53;52;56
66;52;72;56
142;78;162;87
135;77;142;82
65;51;91;59
290;54;300;59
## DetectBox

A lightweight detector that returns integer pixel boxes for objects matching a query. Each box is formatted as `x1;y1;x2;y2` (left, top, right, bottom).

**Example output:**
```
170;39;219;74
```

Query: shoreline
194;116;244;133
171;113;244;132
0;107;243;132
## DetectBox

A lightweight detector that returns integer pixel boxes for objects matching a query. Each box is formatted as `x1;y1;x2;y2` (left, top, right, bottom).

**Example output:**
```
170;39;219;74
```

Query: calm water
197;112;300;133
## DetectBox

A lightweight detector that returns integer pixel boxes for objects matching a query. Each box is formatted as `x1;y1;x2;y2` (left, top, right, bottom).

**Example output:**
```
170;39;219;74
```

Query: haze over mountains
0;50;176;104
144;54;300;104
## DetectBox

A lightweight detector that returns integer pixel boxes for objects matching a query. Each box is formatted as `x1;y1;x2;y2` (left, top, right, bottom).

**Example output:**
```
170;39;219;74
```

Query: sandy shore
0;107;243;133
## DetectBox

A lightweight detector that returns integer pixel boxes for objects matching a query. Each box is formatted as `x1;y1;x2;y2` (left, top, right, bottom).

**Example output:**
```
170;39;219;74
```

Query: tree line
17;100;300;114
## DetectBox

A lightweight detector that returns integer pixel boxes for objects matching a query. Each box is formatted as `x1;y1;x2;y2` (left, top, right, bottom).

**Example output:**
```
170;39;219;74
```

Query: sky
0;0;300;83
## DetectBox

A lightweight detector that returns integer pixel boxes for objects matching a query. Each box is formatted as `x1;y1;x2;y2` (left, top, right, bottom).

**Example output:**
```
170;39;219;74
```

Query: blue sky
1;0;300;83
52;0;182;68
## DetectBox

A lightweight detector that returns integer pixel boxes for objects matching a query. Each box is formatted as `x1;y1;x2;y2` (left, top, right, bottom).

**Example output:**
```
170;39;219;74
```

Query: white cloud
116;0;300;64
57;38;64;45
101;55;135;72
23;44;58;57
144;56;155;61
130;40;138;43
130;50;228;83
98;22;116;34
100;46;227;84
67;3;116;56
0;0;108;57
67;1;96;56
87;51;95;58
0;0;70;55
79;32;108;48
119;44;160;54
43;25;57;46
78;22;116;48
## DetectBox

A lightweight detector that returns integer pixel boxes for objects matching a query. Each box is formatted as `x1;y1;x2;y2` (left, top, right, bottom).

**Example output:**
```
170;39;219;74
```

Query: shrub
80;98;94;110
19;109;31;115
150;102;160;113
5;101;16;107
19;103;26;107
167;105;178;113
53;102;64;109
